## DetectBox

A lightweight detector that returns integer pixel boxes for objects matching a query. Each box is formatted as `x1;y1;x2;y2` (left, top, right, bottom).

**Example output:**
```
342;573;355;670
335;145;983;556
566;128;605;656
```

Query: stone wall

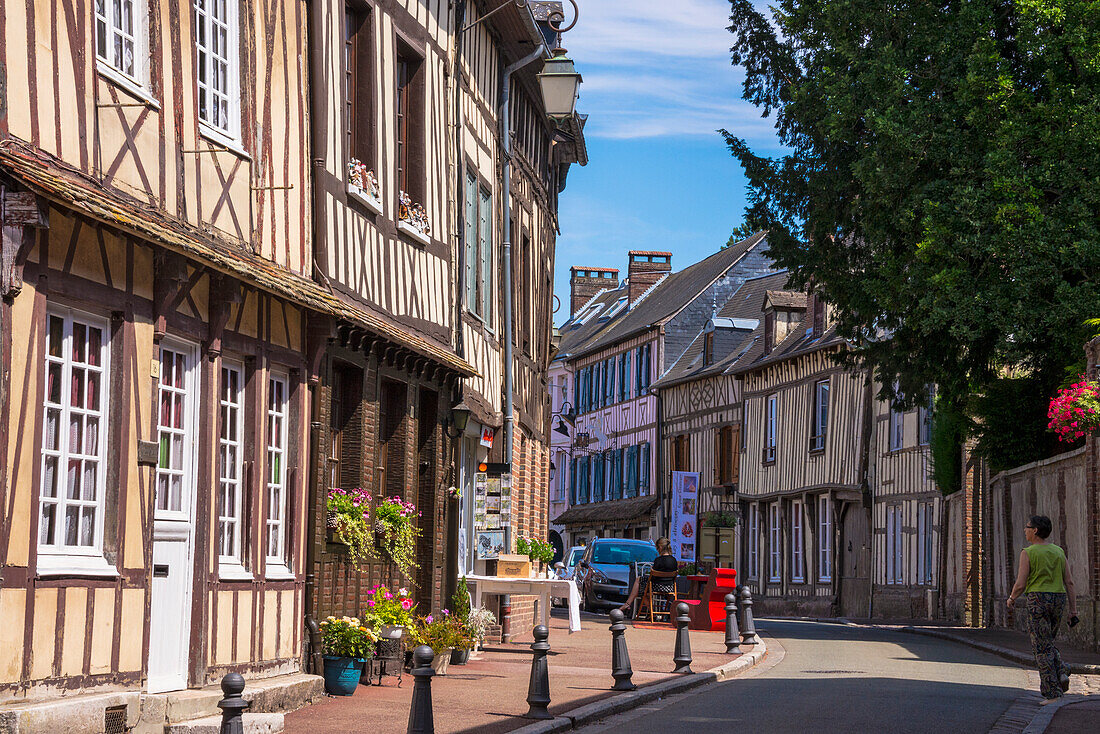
988;447;1098;652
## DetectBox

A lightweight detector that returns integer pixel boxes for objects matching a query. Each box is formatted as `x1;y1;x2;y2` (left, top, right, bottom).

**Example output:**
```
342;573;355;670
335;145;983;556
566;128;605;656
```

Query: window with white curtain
266;373;290;572
218;362;246;572
768;503;781;582
886;504;904;584
818;495;832;582
38;310;109;563
791;500;805;582
764;393;777;462
95;0;142;84
194;0;240;141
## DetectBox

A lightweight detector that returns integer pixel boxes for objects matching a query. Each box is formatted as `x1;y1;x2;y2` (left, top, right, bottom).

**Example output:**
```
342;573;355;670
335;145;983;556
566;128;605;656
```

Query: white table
466;575;581;633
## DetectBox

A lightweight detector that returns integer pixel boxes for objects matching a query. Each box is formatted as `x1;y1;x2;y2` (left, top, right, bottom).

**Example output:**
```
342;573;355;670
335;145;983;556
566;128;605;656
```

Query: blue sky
552;0;781;325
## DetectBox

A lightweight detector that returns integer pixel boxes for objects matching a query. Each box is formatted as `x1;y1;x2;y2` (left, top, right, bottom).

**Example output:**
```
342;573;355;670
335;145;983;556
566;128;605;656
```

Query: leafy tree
724;0;1100;466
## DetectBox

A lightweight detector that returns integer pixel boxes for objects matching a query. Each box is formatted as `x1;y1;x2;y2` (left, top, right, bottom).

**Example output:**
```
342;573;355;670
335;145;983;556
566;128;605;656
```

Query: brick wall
307;345;454;624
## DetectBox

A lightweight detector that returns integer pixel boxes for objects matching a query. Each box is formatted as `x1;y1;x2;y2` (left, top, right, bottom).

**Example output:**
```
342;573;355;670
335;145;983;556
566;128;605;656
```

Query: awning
552;494;659;526
0;138;475;377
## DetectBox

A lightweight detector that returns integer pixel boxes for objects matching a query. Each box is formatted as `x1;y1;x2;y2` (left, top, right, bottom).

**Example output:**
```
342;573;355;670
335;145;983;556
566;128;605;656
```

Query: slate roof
729;317;846;377
652;271;792;389
554;231;769;360
552;494;659;526
0;138;476;376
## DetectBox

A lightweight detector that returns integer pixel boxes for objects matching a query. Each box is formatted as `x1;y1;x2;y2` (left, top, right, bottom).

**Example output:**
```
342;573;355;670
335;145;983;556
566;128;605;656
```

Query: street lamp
447;401;472;438
537;50;582;119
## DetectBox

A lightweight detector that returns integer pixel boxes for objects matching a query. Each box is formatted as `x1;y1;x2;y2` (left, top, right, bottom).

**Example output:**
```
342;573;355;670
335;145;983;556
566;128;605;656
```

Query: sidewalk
284;611;762;734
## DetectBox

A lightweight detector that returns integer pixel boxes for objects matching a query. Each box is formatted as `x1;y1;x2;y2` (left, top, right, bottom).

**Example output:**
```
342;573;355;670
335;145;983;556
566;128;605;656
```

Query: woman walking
1007;515;1078;703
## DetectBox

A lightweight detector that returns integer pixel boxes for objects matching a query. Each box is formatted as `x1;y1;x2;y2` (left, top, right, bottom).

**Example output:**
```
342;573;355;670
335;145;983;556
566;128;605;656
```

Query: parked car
574;538;658;612
551;545;586;606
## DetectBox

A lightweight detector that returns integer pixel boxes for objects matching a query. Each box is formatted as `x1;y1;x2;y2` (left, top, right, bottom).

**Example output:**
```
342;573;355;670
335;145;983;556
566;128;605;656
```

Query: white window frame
747;504;759;579
94;0;158;106
156;344;198;521
886;504;904;584
194;0;242;148
818;495;832;582
265;372;292;577
218;360;250;579
764;393;777;462
791;500;805;583
37;308;116;577
555;451;567;502
917;501;934;585
811;379;829;451
889;405;904;451
768;503;781;582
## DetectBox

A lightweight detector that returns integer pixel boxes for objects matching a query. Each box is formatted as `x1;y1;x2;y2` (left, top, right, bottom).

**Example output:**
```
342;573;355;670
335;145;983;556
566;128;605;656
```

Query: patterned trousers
1025;592;1068;699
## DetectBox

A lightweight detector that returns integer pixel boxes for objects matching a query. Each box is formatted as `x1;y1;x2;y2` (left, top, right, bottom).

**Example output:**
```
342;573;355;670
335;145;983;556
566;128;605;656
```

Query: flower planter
322;655;362;696
379;624;405;640
430;648;454;675
450;648;470;665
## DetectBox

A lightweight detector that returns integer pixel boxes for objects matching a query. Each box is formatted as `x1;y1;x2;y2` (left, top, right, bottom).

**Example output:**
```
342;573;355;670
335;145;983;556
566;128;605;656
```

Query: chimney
570;267;619;318
627;251;672;304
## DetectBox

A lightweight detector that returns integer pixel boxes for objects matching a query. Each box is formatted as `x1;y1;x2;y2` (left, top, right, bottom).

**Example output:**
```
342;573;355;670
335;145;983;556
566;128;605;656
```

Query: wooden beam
153;250;189;340
206;273;243;357
1;190;48;228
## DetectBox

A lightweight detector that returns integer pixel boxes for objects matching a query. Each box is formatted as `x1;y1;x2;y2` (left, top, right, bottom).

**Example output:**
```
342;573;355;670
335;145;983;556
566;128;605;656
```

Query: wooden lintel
1;190;48;229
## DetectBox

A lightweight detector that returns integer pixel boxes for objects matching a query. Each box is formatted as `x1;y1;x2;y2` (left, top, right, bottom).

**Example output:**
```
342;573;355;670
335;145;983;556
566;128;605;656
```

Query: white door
147;340;199;693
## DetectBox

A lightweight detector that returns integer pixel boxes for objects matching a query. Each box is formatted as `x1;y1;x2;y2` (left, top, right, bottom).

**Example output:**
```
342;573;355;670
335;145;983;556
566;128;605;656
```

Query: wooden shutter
730;426;741;485
764;312;775;355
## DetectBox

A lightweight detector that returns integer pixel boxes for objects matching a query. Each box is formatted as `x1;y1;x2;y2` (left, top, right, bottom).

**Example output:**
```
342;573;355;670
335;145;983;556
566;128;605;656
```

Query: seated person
616;537;678;614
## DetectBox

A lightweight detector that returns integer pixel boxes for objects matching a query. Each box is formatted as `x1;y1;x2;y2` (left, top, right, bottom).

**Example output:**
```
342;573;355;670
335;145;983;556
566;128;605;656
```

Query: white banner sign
670;471;699;562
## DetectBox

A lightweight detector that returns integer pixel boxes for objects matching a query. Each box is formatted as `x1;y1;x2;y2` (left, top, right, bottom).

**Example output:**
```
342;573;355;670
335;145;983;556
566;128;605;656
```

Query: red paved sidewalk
284;612;754;734
1045;696;1100;733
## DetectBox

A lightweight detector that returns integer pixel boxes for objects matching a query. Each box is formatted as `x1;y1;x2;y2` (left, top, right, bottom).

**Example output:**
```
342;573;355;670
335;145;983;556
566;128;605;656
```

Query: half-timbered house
651;271;790;566
551;234;776;546
0;0;347;726
304;0;586;642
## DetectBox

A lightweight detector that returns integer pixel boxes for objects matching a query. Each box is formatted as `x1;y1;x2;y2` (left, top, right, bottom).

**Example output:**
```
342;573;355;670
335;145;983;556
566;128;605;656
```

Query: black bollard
723;593;743;654
609;609;637;691
524;625;553;720
218;673;248;734
672;602;693;674
407;645;436;734
739;586;760;645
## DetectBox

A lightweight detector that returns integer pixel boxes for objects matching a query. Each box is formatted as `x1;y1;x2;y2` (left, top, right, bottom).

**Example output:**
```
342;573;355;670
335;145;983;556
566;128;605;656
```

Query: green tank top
1024;543;1067;594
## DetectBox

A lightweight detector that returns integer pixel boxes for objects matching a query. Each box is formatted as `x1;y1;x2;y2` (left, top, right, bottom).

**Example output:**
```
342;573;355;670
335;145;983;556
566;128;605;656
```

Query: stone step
166;713;283;734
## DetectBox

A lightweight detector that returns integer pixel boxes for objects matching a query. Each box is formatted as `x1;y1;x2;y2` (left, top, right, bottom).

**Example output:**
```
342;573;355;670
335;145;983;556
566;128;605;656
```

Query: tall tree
723;221;759;248
724;0;1100;462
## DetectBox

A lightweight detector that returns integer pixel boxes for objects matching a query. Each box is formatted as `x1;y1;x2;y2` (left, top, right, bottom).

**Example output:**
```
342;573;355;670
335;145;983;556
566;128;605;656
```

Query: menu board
670;471;700;562
474;471;511;555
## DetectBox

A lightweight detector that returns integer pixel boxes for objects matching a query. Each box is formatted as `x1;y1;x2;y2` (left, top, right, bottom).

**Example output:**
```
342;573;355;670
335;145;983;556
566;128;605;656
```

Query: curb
880;626;1100;676
510;639;767;734
1020;694;1089;734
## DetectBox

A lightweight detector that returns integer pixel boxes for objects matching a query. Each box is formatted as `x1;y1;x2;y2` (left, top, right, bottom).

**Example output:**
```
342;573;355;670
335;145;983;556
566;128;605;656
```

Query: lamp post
502;1;580;468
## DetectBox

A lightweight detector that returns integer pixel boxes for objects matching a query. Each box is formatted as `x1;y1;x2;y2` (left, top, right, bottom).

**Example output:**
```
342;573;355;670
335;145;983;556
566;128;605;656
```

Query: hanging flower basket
374;496;421;577
326;488;374;568
1048;376;1100;442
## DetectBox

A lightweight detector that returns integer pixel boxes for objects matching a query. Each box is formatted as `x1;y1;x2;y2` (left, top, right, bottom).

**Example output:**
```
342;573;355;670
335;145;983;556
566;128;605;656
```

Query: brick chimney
627;251;672;304
570;267;619;318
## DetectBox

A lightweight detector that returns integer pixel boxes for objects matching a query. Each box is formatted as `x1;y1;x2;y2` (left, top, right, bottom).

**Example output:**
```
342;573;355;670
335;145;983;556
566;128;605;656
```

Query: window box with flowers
347;159;383;215
1048;376;1100;442
326;487;374;569
374;496;421;578
319;616;379;696
397;190;431;245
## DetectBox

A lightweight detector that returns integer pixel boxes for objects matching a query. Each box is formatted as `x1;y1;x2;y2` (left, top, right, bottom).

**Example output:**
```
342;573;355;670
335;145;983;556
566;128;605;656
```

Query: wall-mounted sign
480;426;495;448
474;465;511;536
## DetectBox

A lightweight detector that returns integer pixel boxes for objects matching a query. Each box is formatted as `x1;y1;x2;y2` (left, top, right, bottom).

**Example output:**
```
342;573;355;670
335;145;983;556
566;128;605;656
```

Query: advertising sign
670;471;700;562
480;426;495;448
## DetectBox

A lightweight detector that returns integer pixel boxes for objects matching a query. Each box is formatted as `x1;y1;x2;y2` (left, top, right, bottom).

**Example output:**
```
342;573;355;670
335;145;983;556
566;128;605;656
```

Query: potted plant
326;488;373;568
408;612;460;675
516;536;556;577
374;496;420;577
1048;376;1100;442
319;616;378;696
449;578;473;665
365;585;415;639
465;607;496;652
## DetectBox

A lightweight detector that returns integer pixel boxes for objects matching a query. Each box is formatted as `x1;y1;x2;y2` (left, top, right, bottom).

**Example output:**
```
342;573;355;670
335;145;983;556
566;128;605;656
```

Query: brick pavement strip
283;613;767;734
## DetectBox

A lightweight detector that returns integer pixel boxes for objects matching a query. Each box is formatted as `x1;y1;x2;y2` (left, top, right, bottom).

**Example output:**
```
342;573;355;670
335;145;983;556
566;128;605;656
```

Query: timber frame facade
0;0;322;722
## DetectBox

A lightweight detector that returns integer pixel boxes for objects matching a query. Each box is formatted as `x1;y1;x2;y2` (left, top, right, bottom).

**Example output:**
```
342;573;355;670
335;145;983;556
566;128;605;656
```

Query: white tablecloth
466;575;581;633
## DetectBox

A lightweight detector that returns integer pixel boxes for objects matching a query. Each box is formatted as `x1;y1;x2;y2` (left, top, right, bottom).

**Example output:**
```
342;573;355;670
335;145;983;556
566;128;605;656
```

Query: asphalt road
577;618;1030;734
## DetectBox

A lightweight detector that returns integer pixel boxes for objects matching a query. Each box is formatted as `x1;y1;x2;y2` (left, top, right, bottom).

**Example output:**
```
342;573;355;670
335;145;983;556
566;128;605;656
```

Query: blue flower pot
322;655;362;696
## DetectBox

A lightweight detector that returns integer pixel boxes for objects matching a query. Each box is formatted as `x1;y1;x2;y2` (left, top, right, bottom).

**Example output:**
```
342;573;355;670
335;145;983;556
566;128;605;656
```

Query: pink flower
401;599;414;610
384;592;393;600
367;600;376;607
424;615;434;624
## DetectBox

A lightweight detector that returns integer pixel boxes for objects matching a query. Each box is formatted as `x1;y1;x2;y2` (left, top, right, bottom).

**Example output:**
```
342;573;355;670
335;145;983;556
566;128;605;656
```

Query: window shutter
569;458;577;505
730;426;741;485
640;442;650;489
764;312;775;355
625;354;632;399
714;430;723;485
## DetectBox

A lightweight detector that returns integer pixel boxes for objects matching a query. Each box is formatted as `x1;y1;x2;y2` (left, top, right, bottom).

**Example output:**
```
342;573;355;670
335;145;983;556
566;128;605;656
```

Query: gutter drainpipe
501;43;546;465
